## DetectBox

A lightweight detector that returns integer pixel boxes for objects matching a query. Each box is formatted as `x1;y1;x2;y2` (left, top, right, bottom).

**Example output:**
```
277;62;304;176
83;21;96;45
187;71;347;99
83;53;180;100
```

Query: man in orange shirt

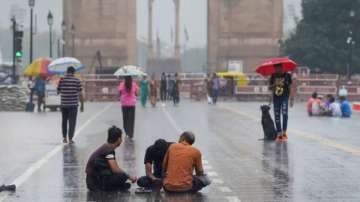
163;132;211;192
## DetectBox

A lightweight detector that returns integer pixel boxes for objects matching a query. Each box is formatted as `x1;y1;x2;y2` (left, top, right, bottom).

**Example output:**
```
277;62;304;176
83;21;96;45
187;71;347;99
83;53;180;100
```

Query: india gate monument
63;0;283;74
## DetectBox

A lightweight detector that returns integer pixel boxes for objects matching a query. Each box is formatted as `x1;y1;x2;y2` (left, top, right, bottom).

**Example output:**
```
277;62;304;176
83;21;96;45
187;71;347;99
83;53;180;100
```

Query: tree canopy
282;0;360;74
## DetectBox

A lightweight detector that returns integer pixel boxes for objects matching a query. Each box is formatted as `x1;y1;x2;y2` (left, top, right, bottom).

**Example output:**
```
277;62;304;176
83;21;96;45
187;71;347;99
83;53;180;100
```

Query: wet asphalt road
0;100;359;202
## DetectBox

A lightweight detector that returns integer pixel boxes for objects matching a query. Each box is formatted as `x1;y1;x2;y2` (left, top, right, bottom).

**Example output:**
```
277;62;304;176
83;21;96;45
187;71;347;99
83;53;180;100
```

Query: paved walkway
0;101;359;202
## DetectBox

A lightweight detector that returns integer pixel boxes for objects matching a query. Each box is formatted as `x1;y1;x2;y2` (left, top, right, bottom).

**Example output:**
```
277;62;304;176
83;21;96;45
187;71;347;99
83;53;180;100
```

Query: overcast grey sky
0;0;301;48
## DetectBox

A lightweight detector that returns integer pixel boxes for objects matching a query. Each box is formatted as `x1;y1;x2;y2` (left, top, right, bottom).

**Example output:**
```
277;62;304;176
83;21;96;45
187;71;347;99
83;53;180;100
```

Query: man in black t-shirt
85;126;137;191
269;64;295;142
137;139;172;191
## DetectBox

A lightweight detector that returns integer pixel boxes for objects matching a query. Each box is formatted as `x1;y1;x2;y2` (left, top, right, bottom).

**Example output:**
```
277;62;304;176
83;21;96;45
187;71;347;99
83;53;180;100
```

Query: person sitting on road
312;95;322;116
339;96;352;118
137;139;173;191
85;126;137;191
163;132;211;193
307;92;318;116
328;96;342;117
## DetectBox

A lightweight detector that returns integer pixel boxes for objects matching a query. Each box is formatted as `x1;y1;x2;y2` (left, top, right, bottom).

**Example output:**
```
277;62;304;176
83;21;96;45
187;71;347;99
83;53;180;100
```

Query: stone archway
208;0;283;73
63;0;283;74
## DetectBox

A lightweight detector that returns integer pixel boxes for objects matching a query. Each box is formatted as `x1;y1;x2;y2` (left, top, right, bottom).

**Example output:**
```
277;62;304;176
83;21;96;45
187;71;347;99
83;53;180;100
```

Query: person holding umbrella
269;63;295;142
118;76;139;138
256;58;297;142
57;66;84;144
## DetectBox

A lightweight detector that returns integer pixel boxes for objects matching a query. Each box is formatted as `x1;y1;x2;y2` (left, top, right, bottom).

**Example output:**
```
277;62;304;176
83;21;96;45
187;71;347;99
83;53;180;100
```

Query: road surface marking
204;165;213;170
212;178;224;184
219;186;232;193
0;103;113;202
206;171;219;177
162;107;240;197
218;104;360;156
226;196;242;202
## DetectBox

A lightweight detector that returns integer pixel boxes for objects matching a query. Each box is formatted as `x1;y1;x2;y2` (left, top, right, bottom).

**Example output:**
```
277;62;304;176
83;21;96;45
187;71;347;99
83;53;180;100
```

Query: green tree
282;0;360;74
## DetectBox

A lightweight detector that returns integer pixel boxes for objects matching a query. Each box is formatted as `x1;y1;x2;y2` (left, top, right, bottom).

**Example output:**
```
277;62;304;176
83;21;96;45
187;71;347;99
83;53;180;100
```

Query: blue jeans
212;89;219;104
273;96;289;133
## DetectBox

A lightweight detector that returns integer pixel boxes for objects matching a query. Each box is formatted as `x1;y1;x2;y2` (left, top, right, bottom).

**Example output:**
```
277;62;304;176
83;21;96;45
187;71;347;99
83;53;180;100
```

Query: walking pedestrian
85;126;137;191
269;63;294;142
118;76;139;138
172;73;181;106
205;75;213;104
34;76;46;112
140;75;149;107
149;74;157;107
211;73;220;104
167;74;173;100
160;72;167;102
57;66;84;144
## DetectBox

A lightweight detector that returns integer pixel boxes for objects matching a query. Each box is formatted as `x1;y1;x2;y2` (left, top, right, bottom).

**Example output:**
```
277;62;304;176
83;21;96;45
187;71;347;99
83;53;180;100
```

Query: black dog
260;105;277;141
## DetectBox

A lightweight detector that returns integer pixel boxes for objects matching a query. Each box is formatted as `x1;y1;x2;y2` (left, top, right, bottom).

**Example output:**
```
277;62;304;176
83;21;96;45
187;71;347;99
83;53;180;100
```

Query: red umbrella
255;57;297;76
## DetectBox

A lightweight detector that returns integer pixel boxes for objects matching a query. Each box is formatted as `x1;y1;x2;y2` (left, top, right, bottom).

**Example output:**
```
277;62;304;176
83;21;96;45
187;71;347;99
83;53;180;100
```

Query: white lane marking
212;178;224;184
162;107;240;198
203;165;213;170
226;196;242;202
219;186;232;193
218;104;360;156
207;171;219;177
0;103;113;202
162;107;183;134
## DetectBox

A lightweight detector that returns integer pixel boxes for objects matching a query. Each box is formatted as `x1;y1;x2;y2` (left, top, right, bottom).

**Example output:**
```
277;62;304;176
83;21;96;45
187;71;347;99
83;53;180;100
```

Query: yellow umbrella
24;58;52;77
216;71;249;87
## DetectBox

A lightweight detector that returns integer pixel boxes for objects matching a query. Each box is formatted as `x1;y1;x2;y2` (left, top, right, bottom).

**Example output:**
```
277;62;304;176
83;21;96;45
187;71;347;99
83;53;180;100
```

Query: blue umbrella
48;57;84;74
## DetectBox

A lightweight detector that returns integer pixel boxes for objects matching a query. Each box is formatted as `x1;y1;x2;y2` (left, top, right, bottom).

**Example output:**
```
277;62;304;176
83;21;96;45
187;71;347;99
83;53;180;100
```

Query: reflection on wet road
1;101;360;201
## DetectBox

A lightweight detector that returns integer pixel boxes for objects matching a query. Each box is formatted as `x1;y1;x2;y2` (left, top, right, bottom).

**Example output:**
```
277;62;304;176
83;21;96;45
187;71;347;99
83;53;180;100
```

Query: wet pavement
0;101;360;202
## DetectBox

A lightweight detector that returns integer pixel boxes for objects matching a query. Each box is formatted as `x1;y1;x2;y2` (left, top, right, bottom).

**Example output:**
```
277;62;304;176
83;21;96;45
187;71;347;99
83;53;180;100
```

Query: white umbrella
48;57;84;74
114;65;146;77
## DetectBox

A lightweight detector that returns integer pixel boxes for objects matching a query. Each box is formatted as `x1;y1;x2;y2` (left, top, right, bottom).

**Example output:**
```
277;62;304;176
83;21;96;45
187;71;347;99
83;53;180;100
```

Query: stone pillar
174;0;180;60
148;0;154;58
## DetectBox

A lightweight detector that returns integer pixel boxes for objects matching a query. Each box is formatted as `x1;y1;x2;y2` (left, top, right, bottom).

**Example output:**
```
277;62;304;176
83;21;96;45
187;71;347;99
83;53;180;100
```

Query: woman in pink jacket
118;76;139;138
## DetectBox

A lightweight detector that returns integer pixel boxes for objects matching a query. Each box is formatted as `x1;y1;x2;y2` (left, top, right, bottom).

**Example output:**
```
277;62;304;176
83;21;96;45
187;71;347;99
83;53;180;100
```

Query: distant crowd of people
139;72;181;108
307;92;352;118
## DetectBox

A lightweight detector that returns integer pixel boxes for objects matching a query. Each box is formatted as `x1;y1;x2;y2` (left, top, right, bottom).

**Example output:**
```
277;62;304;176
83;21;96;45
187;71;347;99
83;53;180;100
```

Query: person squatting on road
118;76;139;138
85;126;137;191
269;63;295;142
137;139;173;191
163;132;211;193
57;66;84;144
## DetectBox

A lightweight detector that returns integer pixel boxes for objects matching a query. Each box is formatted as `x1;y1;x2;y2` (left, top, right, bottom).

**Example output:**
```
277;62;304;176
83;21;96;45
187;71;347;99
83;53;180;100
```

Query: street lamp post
29;0;35;64
347;10;356;81
71;24;75;57
61;21;66;57
47;11;54;58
